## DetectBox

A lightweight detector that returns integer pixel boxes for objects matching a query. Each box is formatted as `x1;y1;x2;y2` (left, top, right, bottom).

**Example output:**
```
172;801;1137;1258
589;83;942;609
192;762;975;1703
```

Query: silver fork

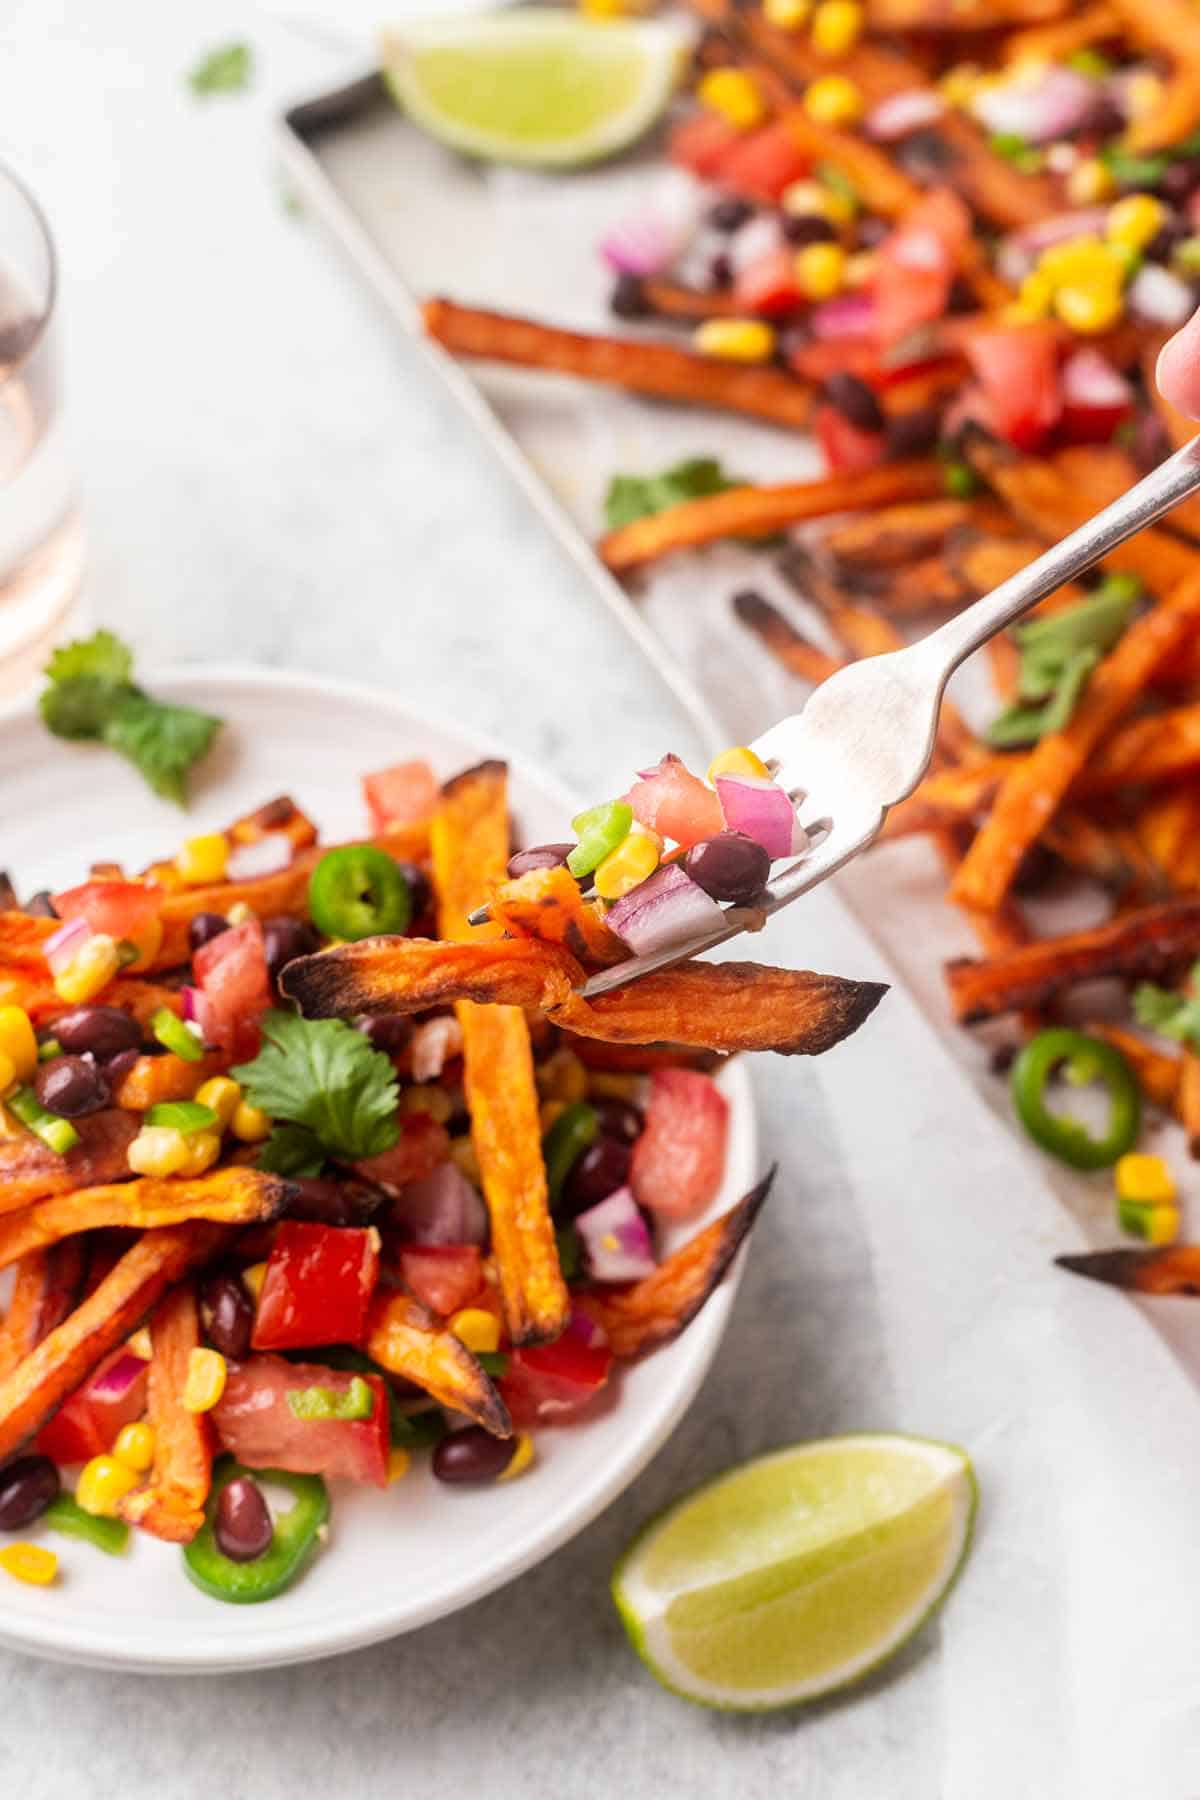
580;435;1200;998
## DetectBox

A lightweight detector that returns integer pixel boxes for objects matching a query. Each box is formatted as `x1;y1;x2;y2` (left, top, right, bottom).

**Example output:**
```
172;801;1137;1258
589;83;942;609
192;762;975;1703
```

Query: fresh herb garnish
1100;146;1169;189
188;42;253;97
604;457;742;532
1134;961;1200;1048
984;577;1140;749
39;630;222;806
232;1011;399;1163
257;1122;328;1179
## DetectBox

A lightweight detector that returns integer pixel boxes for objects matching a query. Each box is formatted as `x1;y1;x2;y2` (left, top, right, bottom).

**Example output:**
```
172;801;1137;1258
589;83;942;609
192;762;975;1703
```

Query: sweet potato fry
112;1051;228;1111
824;499;996;570
0;1168;291;1271
366;1291;510;1436
952;571;1200;912
1002;2;1120;60
1135;784;1200;892
733;589;841;684
1056;1244;1200;1295
1105;0;1200;147
578;1170;773;1358
567;1039;728;1074
0;1242;87;1378
283;937;570;1021
0;1222;225;1462
485;866;627;969
639;278;740;323
945;898;1200;1022
1089;1024;1182;1114
1125;70;1200;157
0;912;56;966
120;1285;212;1543
775;104;922;217
600;463;944;571
949;535;1087;614
869;0;1068;26
0;1109;139;1216
423;297;814;432
142;796;319;892
432;762;568;1347
0;970;184;1031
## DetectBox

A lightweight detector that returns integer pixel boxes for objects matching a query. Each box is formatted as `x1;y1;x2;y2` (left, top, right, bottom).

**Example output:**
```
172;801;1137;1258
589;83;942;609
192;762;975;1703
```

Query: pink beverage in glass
0;163;83;697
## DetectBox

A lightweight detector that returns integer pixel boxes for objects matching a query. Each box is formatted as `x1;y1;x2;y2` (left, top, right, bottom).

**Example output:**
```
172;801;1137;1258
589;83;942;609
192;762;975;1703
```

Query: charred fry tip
440;758;507;799
799;977;890;1053
279;946;380;1018
1056;1247;1200;1295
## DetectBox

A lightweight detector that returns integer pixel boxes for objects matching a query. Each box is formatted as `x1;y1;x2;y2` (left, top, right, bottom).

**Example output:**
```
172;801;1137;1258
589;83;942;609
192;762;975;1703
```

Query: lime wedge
613;1434;976;1710
382;14;686;169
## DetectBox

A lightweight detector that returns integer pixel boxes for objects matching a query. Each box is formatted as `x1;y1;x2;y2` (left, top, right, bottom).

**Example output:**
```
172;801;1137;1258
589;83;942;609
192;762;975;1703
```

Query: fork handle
918;434;1200;676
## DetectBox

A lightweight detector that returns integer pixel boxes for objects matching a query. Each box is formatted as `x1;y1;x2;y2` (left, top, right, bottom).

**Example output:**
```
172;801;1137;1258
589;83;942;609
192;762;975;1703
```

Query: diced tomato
815;402;888;473
668;111;743;179
1058;345;1133;446
624;755;725;850
720;121;810;202
355;1112;450;1193
52;880;163;971
631;1068;729;1220
397;1244;483;1317
872;190;972;345
36;1348;149;1465
252;1221;381;1351
192;919;271;1061
498;1337;613;1428
212;1354;389;1486
362;759;438;833
733;247;803;318
961;320;1063;453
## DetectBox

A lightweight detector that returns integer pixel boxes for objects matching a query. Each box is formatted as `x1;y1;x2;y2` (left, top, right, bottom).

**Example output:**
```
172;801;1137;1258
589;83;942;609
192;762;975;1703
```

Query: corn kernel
54;934;121;1005
226;901;257;926
536;1047;589;1104
697;67;766;131
594;825;662;902
242;1261;268;1304
1038;235;1122;285
449;1307;502;1355
387;1447;411;1484
183;1347;227;1414
0;1543;57;1586
692;318;777;363
803;74;862;124
179;1129;222;1178
76;1454;140;1517
1053;280;1124;334
126;1327;153;1360
764;0;811;27
1124;71;1164;119
194;1076;242;1132
1115;1152;1176;1206
176;833;230;887
398;1084;453;1124
0;1007;38;1086
498;1432;536;1482
1106;192;1165;254
811;0;863;56
580;0;655;16
231;1100;271;1143
113;1421;156;1473
795;240;847;299
449;1136;481;1185
586;1071;644;1103
127;1125;192;1178
0;1052;15;1097
1118;1197;1180;1245
1067;157;1114;207
1015;267;1056;320
707;746;771;783
843;250;877;289
939;62;982;106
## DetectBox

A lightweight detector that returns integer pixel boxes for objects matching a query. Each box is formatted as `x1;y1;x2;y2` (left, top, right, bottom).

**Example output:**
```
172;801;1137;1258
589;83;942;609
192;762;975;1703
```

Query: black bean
215;1476;275;1562
262;915;320;984
0;1455;59;1531
610;274;650;320
188;912;230;953
946;274;975;315
887;406;942;458
821;371;885;434
53;1005;142;1060
34;1054;110;1118
432;1428;516;1485
1162;161;1200;203
709;252;733;288
506;844;575;879
856;216;890;249
685;831;771;904
708;197;753;233
592;1097;644;1144
897;129;954;179
782;214;837;247
564;1135;633;1216
285;1177;385;1227
357;1013;413;1055
200;1271;255;1360
393;860;432;922
694;26;736;69
103;1047;141;1085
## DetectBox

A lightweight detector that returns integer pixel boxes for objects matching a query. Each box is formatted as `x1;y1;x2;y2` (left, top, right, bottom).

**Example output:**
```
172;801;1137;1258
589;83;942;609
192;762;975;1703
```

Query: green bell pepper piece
542;1101;598;1210
1011;1028;1141;1171
183;1458;329;1605
43;1494;129;1556
566;803;633;879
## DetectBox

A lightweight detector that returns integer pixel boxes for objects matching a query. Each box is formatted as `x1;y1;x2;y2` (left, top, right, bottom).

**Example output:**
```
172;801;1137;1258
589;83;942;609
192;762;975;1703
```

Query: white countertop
8;6;1200;1795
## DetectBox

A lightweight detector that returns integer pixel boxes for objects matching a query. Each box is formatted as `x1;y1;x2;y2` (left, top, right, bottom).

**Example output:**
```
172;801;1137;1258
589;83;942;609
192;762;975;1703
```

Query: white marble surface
8;7;1200;1796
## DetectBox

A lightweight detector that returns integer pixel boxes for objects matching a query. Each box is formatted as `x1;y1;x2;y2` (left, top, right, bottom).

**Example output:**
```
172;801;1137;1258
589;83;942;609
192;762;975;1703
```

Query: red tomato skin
815;403;888;473
192;919;272;1060
961;322;1062;452
733;248;803;318
624;756;725;850
212;1356;389;1486
362;760;438;833
52;881;163;969
872;190;972;344
630;1069;730;1220
720;122;810;201
252;1222;381;1351
355;1113;450;1192
36;1349;150;1464
397;1244;483;1317
499;1339;613;1428
669;112;743;178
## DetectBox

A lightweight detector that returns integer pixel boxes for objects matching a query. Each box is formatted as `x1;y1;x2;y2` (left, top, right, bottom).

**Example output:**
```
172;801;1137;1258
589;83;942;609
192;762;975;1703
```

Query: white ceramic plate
0;666;758;1673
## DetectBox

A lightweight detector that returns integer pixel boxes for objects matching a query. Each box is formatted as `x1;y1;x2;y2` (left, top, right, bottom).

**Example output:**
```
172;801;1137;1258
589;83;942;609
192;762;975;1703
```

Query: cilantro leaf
985;648;1099;749
257;1123;328;1179
232;1011;399;1163
604;457;742;532
38;629;223;806
984;579;1140;749
188;42;253;97
1133;964;1200;1048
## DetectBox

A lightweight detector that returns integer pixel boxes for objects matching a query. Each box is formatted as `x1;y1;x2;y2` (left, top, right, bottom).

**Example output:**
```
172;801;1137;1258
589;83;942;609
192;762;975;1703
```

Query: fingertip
1156;306;1200;420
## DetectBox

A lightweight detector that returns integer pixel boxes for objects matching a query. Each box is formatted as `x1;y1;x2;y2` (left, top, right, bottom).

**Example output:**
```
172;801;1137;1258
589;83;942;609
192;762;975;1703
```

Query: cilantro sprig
604;457;742;532
39;630;222;806
984;577;1141;750
1134;962;1200;1050
188;42;253;97
232;1011;399;1167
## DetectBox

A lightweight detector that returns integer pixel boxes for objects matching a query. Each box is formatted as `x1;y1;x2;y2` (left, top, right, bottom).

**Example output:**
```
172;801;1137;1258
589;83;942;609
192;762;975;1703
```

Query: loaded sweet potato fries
419;0;1200;1301
0;747;880;1598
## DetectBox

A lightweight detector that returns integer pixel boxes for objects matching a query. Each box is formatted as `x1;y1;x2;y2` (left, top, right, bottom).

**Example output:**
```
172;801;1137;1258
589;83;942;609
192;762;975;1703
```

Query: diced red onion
598;169;706;277
971;67;1099;145
1128;264;1195;328
996;208;1110;283
410;1015;464;1083
866;88;945;142
391;1164;488;1247
44;915;91;977
563;1306;608;1350
225;834;293;881
605;864;726;956
714;774;804;860
1105;64;1157;125
727;212;785;276
576;1187;657;1283
1061;346;1132;414
88;1349;148;1404
809;291;878;340
180;985;201;1024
